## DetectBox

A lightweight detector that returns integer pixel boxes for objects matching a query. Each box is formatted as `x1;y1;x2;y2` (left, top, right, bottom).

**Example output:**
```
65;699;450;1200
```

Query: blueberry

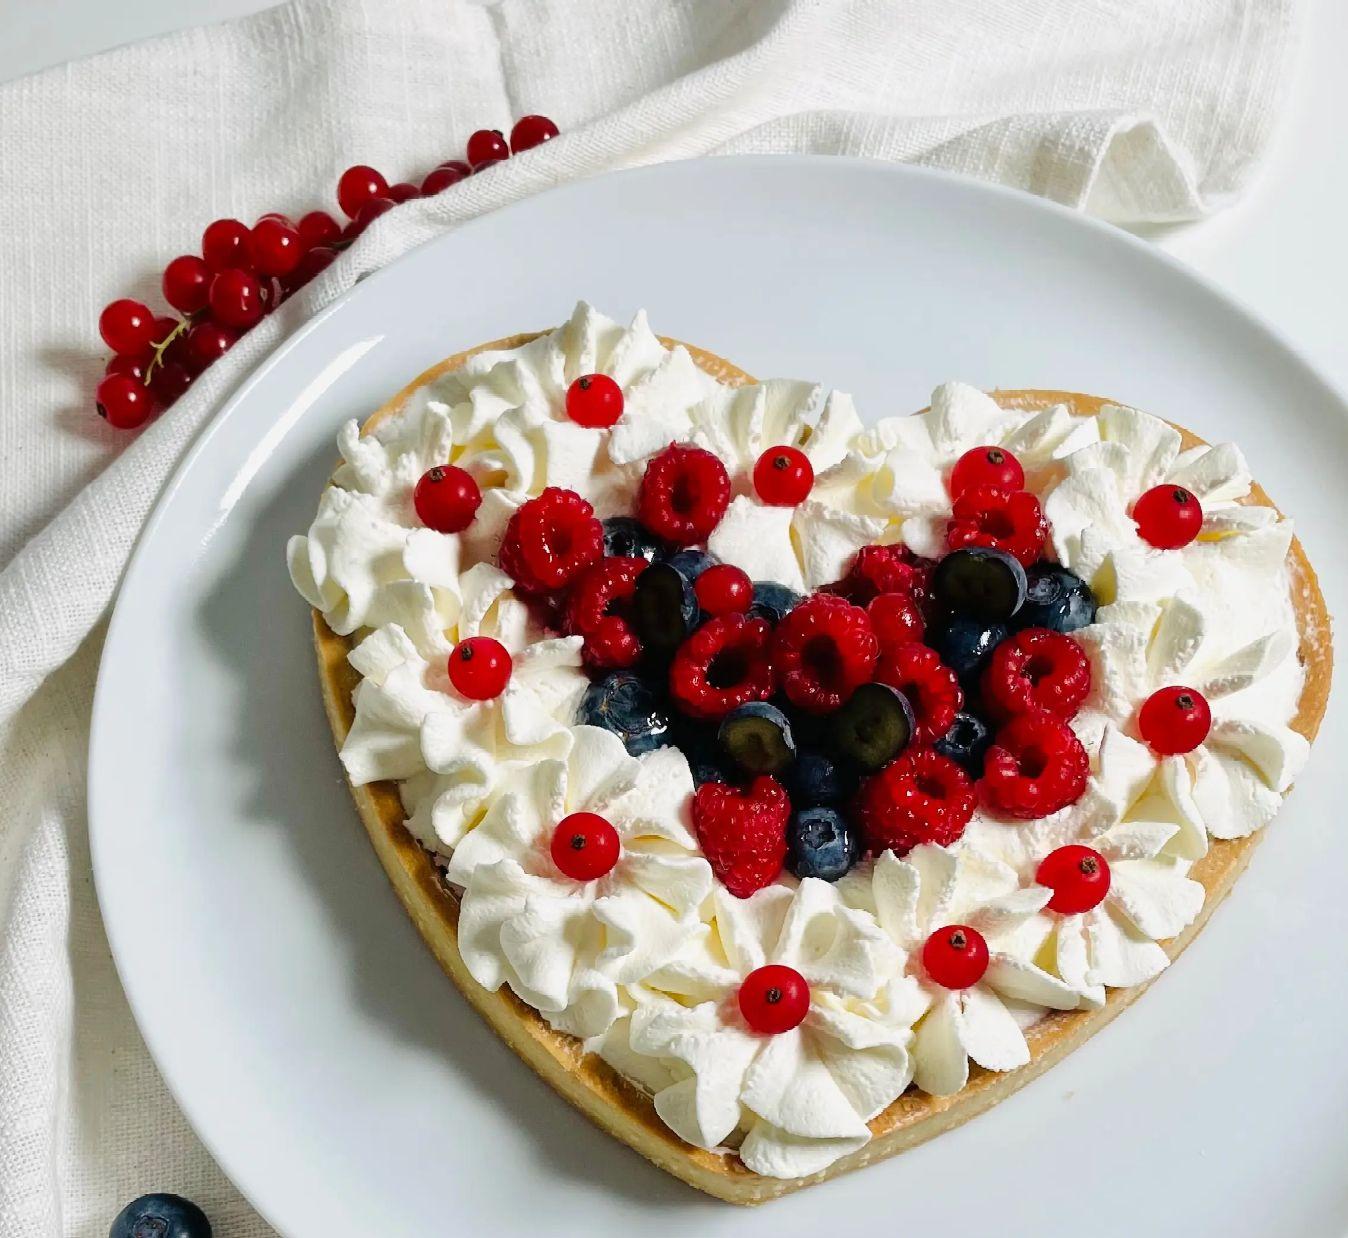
787;807;860;882
109;1194;212;1238
578;672;672;756
719;702;796;776
934;712;994;777
927;616;1008;688
932;547;1027;623
832;682;915;772
747;581;802;626
603;516;665;563
1016;563;1097;633
671;719;732;785
663;548;719;581
785;749;851;806
632;562;700;654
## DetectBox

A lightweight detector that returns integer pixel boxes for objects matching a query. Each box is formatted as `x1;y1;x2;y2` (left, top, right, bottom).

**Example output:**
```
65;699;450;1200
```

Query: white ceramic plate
90;157;1346;1237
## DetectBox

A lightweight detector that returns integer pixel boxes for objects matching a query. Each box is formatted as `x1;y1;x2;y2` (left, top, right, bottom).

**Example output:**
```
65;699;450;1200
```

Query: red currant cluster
93;115;560;431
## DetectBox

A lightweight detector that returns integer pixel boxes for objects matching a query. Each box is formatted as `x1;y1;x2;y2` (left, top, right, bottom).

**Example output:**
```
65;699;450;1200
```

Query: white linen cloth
0;0;1298;1232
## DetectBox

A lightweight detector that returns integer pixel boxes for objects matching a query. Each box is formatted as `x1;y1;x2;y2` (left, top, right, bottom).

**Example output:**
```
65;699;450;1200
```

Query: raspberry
563;556;648;669
852;748;975;857
771;594;878;715
946;485;1048;567
498;487;604;594
980;711;1090;820
981;628;1091;721
835;543;933;605
692;775;790;897
637;444;731;546
669;613;776;720
867;592;925;653
874;643;962;743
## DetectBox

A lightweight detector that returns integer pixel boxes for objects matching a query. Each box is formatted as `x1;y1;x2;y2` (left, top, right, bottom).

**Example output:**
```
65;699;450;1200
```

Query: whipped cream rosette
611;880;923;1178
1074;593;1309;857
287;477;463;653
840;845;1080;1095
340;572;586;853
1044;404;1272;607
1037;820;1206;1006
956;727;1207;1006
687;380;888;592
856;382;1091;558
448;729;712;1040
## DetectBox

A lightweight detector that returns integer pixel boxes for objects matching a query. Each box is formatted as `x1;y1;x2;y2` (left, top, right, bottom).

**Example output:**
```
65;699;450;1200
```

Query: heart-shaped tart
289;303;1330;1204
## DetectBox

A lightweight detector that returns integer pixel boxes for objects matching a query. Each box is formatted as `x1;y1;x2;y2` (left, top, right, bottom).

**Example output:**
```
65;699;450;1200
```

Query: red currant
344;196;394;238
201;218;252;271
336;164;388;218
387;182;421;203
105;351;152;382
737;964;810;1035
466;128;510;167
470;156;506;174
414;465;482;533
95;373;156;429
950;445;1024;497
285;245;338;293
921;924;989;989
421;162;470;195
208;269;266;330
150;361;193;405
549;812;621;881
256;211;294;227
695;564;753;616
161;255;212;315
447;636;512;700
185;321;238;368
98;299;156;356
1134;484;1203;549
248;217;305;277
1036;845;1111;914
297;210;341;248
565;374;623;428
1138;685;1211;755
510;114;559;153
753;446;813;506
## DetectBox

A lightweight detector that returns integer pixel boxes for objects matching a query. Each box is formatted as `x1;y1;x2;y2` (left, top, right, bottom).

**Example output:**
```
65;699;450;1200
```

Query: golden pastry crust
308;341;1332;1204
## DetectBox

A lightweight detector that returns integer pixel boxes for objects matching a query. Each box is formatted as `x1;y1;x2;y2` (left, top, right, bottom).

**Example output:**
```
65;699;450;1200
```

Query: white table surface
2;0;1345;397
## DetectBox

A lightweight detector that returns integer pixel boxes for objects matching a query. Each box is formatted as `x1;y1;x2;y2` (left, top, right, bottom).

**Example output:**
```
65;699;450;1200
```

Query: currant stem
142;316;195;386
